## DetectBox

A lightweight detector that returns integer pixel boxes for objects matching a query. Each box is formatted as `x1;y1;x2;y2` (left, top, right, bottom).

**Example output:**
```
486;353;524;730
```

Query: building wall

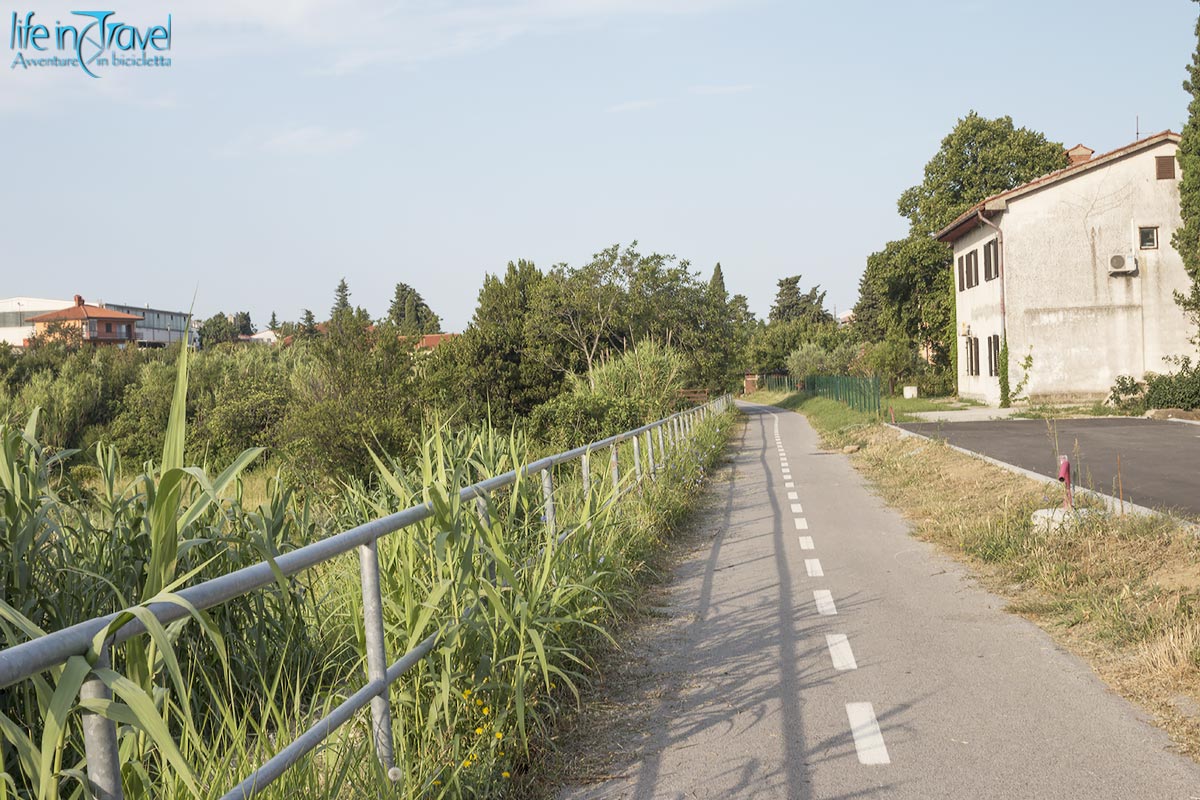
103;303;189;346
0;297;72;346
954;140;1196;404
1006;141;1194;401
953;224;1005;404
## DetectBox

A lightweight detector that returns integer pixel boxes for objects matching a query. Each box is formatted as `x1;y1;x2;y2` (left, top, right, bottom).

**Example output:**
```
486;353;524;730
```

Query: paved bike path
559;402;1200;799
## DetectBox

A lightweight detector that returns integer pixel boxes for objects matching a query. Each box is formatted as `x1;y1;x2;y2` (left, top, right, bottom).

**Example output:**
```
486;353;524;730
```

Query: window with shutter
1156;155;1176;180
958;256;965;291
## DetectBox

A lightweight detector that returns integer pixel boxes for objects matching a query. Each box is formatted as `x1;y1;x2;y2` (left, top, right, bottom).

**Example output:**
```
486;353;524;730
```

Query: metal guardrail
0;394;734;799
804;374;881;415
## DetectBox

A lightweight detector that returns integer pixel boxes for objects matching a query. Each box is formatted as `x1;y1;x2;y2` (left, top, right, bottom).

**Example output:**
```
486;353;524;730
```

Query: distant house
0;296;73;347
25;295;142;346
101;302;197;348
936;131;1197;404
248;329;278;345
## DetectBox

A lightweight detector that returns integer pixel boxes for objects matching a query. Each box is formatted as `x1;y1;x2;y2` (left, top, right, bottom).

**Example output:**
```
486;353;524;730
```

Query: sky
2;0;1197;330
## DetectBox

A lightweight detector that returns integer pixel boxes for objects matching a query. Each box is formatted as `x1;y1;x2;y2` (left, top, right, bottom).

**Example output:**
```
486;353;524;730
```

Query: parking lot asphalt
898;417;1200;517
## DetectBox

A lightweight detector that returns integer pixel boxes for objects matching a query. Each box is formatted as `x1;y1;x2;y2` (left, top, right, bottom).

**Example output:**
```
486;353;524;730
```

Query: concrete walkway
558;401;1200;799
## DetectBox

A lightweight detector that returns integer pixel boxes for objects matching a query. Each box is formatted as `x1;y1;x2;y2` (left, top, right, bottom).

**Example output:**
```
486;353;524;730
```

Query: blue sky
2;0;1197;330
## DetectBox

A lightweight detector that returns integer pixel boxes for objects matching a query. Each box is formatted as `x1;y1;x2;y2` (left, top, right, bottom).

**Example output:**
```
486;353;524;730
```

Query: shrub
572;340;687;423
1145;356;1200;410
527;392;642;451
785;341;859;382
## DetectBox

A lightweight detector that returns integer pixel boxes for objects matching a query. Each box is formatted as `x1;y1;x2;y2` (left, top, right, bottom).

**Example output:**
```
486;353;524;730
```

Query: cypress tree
1174;0;1200;337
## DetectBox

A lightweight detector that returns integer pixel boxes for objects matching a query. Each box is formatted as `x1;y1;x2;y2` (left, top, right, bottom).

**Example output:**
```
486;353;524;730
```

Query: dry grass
822;417;1200;757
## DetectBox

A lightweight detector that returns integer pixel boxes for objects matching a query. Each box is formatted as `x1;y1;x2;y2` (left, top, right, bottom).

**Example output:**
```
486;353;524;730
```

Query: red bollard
1057;456;1073;509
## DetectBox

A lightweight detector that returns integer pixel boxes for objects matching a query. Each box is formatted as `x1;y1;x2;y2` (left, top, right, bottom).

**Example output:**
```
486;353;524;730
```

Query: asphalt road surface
559;402;1200;799
899;417;1200;516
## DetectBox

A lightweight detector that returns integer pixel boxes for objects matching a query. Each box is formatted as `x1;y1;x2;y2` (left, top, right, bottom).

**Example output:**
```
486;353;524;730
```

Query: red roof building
25;295;142;345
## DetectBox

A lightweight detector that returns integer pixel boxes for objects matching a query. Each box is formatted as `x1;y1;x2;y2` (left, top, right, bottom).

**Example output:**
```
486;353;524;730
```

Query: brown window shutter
958;256;965;291
1156;155;1177;180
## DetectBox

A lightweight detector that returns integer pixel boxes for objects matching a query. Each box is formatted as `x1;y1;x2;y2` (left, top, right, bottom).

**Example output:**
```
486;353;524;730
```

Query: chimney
1066;144;1095;166
74;295;84;306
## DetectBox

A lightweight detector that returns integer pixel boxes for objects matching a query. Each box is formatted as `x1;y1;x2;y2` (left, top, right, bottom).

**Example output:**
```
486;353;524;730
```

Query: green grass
0;341;738;799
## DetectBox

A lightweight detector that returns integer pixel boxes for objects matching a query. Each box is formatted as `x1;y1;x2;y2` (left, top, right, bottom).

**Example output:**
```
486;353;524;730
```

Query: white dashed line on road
790;503;804;513
814;590;837;615
787;491;798;500
805;558;823;577
846;703;891;765
826;634;858;671
785;482;795;488
798;536;814;550
794;517;808;530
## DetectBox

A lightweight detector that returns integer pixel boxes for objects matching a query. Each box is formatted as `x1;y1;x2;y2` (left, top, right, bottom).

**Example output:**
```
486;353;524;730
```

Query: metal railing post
81;645;123;800
581;450;591;499
632;435;643;482
645;430;656;480
541;468;556;537
610;443;620;493
657;424;666;468
359;539;400;780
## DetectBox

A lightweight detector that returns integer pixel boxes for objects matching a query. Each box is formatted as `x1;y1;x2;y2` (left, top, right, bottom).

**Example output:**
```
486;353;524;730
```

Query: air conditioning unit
1109;253;1138;275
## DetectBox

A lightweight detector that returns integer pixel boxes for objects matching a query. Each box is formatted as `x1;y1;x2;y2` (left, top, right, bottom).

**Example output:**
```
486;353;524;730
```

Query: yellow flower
463;689;471;699
462;759;471;768
475;698;482;706
475;727;484;735
482;707;490;715
502;772;510;779
495;732;503;740
433;780;441;786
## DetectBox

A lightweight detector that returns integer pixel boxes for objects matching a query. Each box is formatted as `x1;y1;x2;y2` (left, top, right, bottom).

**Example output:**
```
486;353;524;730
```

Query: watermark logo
9;11;172;78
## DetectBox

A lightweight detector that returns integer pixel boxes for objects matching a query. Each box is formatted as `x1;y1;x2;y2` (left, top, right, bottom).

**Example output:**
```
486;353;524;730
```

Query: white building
936;131;1197;405
101;302;198;348
0;296;73;346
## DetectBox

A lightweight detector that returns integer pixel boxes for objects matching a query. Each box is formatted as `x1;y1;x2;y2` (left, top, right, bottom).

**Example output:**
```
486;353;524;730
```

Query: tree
387;283;442;336
268;311;279;331
898;111;1068;237
525;247;627;382
300;309;318;338
331;278;351;321
709;262;726;296
858;236;955;366
198;313;237;348
1175;1;1200;337
232;311;254;336
452;259;560;421
769;276;834;325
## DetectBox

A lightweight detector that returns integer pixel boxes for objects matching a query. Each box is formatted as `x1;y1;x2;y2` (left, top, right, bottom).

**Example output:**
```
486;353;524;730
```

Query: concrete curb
885;423;1164;519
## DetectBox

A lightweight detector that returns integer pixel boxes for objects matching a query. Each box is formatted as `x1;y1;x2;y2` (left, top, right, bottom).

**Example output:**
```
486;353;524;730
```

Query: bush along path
0;341;737;799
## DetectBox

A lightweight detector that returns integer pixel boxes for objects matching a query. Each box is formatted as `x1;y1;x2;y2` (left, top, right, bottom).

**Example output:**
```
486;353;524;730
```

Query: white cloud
606;99;660;113
690;83;756;95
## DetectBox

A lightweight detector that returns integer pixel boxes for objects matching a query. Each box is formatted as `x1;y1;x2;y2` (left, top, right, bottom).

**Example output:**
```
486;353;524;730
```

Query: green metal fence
758;373;797;393
804;374;882;415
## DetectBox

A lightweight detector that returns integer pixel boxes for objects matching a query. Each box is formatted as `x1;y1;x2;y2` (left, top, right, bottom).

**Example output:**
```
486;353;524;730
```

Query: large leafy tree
859;237;955;366
198;313;237;348
1175;1;1200;336
898;111;1067;237
387;282;442;336
769;276;834;326
450;260;561;421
